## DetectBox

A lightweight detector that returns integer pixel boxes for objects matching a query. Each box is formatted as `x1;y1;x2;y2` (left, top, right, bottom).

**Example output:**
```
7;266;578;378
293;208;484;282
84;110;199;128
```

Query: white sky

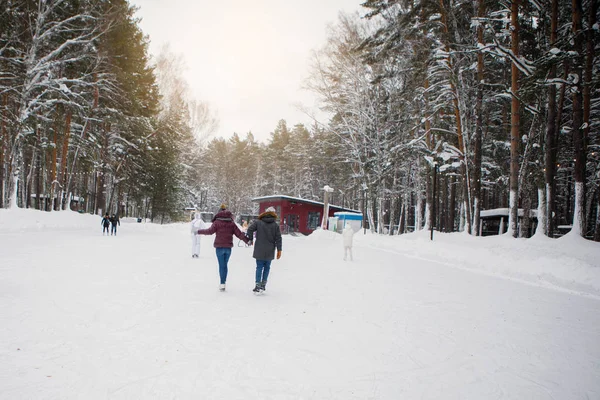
130;0;363;143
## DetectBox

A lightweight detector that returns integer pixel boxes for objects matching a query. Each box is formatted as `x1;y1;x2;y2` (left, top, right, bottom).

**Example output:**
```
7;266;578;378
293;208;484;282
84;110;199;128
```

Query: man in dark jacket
197;204;251;291
246;206;282;293
110;214;120;236
101;213;110;235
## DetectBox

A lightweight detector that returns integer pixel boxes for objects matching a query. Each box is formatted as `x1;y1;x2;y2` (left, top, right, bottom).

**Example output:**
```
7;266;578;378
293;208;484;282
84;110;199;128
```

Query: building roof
334;211;363;220
480;208;538;218
251;195;360;213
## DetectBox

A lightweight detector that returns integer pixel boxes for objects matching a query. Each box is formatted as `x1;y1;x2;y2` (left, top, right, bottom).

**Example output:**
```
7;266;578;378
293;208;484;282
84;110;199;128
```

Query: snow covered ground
1;208;599;399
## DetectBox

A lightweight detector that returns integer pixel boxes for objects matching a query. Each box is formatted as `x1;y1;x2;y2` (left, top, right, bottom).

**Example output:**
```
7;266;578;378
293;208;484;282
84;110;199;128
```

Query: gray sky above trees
131;0;361;143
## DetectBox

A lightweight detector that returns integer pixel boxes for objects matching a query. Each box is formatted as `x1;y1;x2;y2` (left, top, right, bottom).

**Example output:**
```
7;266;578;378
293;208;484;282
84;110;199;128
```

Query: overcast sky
130;0;363;143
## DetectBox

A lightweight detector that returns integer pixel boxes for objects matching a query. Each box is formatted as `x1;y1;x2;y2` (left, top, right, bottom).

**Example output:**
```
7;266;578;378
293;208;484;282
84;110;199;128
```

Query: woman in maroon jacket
197;205;250;291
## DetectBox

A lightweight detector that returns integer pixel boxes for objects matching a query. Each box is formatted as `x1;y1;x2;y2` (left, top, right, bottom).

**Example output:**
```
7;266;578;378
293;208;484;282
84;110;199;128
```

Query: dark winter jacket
197;210;249;248
101;217;110;227
246;211;282;260
110;216;120;226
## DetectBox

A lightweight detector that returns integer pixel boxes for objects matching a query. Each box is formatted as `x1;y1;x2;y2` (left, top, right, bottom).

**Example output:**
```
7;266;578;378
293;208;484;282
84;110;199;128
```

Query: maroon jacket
197;210;249;248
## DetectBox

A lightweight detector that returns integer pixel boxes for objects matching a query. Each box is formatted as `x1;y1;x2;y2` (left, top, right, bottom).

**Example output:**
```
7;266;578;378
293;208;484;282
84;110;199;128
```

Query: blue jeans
215;248;232;284
255;260;271;284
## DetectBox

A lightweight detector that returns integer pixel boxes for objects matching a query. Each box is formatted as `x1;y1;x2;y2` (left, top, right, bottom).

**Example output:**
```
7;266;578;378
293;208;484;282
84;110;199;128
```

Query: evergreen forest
1;0;599;240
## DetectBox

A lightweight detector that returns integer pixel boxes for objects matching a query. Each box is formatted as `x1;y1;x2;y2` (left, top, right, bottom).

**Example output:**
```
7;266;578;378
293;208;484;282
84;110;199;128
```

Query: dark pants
215;247;232;284
111;225;117;235
103;225;109;234
255;260;272;284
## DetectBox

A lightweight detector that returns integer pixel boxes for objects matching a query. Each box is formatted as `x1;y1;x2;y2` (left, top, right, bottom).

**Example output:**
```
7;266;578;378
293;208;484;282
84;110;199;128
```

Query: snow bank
309;226;600;298
0;208;99;233
0;208;182;234
350;228;600;299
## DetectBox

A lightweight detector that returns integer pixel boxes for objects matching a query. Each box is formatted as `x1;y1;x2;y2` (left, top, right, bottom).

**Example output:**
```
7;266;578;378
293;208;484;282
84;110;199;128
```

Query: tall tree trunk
389;171;397;235
521;191;531;238
96;171;105;216
96;122;109;215
50;114;59;211
35;149;41;210
368;194;376;233
508;0;521;238
378;191;384;234
0;94;7;208
583;0;596;237
41;134;48;211
398;202;405;234
472;0;485;236
424;79;433;231
441;175;448;231
594;190;600;241
535;188;546;237
552;63;570;230
59;110;71;210
439;0;471;234
571;0;585;236
449;175;456;232
25;147;36;209
459;201;465;232
583;0;596;154
545;0;559;237
416;188;423;231
18;150;27;208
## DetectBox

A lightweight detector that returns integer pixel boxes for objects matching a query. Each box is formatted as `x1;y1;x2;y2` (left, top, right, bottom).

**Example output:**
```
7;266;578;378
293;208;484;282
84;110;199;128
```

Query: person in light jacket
246;206;282;293
342;225;356;261
197;204;251;291
190;213;207;258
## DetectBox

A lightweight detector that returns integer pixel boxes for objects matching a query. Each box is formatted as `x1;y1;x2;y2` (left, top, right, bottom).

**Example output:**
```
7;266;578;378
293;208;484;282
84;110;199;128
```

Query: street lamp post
322;185;334;230
362;186;367;235
431;162;438;241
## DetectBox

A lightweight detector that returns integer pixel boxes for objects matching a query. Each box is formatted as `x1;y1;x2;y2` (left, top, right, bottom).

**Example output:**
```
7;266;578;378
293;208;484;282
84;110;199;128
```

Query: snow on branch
483;40;535;77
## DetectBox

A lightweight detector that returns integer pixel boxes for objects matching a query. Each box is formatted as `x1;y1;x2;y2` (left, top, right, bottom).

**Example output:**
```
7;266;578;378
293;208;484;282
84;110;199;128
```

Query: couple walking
196;205;282;293
101;213;120;236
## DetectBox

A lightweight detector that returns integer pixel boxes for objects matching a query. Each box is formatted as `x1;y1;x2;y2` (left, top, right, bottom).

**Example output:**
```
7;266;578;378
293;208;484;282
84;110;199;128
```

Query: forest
0;0;598;240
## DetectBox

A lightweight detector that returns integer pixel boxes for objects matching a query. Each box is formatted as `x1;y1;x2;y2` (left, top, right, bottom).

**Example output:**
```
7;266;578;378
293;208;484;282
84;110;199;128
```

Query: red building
252;195;360;235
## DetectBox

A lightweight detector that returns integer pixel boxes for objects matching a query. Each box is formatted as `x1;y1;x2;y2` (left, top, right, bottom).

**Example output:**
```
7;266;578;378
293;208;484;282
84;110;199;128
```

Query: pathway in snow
1;221;599;399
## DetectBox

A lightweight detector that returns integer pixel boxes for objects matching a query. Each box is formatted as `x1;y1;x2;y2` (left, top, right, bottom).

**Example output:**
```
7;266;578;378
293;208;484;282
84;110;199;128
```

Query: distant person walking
342;225;356;261
196;204;251;291
110;214;120;236
246;206;282;293
101;213;111;235
190;213;207;258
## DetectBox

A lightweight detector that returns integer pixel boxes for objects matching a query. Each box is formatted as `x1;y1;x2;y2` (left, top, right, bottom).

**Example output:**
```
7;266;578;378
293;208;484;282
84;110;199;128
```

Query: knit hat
266;206;276;213
220;204;227;210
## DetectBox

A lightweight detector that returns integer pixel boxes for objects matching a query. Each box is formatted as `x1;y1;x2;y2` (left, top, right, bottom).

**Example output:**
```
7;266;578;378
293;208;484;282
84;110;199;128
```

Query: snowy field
1;208;599;399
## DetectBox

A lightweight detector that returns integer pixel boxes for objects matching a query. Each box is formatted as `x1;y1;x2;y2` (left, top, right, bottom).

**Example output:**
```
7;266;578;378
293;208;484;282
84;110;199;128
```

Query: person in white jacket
342;225;356;261
191;213;207;258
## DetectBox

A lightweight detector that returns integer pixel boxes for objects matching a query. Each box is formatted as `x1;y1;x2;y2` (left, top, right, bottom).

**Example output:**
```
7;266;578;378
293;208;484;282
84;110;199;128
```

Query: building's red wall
256;199;340;235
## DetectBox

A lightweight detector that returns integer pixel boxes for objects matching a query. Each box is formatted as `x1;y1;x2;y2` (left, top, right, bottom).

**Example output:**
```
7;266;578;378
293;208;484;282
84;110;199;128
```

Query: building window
307;212;320;230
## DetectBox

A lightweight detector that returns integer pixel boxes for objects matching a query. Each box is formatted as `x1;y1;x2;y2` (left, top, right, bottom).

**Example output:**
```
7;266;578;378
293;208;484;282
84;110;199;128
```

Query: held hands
276;250;282;259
